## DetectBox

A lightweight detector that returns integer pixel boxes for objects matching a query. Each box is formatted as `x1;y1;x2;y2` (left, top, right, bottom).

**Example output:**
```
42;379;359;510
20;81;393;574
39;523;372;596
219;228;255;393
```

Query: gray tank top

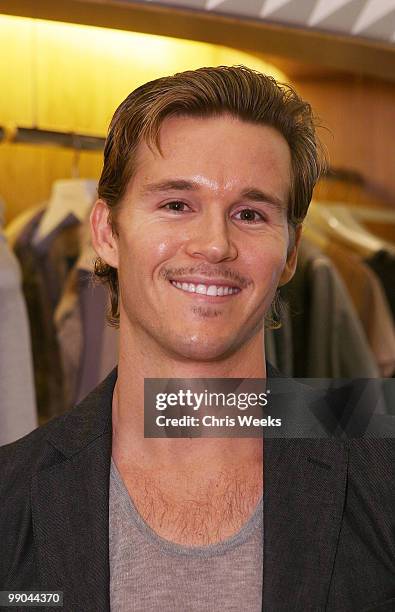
109;458;263;611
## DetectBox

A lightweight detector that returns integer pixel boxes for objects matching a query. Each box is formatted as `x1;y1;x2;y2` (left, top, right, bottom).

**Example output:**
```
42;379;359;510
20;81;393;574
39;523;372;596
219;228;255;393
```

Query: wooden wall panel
0;16;33;125
0;14;284;223
1;0;394;81
295;76;395;203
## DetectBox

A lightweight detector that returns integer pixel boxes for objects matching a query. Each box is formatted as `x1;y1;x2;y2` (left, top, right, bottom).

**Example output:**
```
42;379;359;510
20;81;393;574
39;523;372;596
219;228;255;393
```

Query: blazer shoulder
0;415;68;488
0;368;116;493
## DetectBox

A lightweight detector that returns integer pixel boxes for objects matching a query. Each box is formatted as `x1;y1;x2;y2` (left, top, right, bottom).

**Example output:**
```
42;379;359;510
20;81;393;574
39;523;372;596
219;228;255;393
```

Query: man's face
95;114;298;361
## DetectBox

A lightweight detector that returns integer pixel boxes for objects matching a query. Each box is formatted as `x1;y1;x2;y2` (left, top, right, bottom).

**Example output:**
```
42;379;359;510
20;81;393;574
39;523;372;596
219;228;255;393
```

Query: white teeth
171;281;239;296
196;284;207;295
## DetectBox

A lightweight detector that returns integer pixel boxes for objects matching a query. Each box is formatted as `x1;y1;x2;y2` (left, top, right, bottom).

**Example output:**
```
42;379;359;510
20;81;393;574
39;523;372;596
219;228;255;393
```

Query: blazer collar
45;367;117;458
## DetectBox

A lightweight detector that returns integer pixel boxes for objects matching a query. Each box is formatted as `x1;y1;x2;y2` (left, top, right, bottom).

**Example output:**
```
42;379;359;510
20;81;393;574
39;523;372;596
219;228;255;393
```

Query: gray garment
77;270;118;404
287;239;379;378
0;230;37;445
109;459;263;612
55;226;118;410
13;209;80;419
55;266;119;410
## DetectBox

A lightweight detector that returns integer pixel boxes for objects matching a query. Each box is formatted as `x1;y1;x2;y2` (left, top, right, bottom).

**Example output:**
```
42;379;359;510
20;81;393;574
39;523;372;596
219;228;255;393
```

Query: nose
184;210;238;263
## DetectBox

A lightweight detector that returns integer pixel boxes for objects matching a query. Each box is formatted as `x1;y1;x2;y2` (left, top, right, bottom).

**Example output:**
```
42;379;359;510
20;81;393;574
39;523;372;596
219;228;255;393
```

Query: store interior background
0;2;394;221
0;15;288;221
0;0;394;441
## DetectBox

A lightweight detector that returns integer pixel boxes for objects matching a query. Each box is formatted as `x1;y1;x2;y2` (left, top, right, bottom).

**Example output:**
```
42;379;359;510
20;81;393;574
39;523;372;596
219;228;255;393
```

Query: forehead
131;114;292;200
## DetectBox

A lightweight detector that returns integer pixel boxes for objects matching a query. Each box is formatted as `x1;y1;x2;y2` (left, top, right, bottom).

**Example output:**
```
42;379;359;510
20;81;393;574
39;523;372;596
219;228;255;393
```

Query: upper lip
168;277;242;289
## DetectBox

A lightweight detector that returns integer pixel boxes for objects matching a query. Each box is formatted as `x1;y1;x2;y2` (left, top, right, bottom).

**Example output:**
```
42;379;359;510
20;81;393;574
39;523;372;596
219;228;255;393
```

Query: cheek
119;230;181;276
156;238;176;258
244;240;288;285
144;223;188;261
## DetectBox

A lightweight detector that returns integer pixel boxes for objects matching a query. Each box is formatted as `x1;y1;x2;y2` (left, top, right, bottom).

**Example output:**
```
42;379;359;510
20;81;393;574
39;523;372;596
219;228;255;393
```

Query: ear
90;199;119;269
278;224;302;286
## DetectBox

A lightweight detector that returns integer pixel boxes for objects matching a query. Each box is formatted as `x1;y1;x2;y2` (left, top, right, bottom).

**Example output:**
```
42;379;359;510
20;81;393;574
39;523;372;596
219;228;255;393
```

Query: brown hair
94;65;326;327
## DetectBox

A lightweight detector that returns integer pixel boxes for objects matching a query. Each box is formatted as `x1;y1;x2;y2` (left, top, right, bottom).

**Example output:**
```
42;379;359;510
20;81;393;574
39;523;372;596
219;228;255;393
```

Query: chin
167;333;238;362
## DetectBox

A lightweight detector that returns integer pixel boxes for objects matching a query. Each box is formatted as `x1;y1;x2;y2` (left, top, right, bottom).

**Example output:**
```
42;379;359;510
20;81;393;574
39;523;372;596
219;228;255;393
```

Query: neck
112;321;266;472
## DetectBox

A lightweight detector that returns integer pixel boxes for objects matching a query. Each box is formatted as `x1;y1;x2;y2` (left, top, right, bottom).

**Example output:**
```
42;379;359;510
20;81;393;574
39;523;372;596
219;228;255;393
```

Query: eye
233;208;266;224
162;201;191;213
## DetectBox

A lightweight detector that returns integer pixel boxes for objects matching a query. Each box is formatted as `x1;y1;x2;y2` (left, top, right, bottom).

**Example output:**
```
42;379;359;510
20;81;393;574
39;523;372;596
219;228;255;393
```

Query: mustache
160;264;253;289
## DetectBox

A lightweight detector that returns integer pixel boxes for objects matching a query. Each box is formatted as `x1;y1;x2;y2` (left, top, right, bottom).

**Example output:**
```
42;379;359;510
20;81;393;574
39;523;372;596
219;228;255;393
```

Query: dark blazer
1;368;394;612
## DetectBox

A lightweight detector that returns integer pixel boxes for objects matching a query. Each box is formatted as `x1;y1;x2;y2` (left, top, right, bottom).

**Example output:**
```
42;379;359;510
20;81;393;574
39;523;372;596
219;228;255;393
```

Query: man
1;66;394;611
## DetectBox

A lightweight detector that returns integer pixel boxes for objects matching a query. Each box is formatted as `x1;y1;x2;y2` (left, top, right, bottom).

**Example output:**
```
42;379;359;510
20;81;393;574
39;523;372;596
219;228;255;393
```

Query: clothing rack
0;126;105;151
322;166;395;207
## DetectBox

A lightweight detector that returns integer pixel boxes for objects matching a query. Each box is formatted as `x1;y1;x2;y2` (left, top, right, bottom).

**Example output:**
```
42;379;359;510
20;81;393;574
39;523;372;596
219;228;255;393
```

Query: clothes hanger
32;140;97;245
4;204;45;248
320;202;395;254
350;206;395;224
307;202;394;257
314;167;395;253
351;207;395;250
319;203;387;248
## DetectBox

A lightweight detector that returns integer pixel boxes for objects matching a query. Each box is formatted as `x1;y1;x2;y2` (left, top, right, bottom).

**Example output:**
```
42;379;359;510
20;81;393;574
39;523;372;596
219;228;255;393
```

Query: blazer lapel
31;370;116;611
263;437;349;611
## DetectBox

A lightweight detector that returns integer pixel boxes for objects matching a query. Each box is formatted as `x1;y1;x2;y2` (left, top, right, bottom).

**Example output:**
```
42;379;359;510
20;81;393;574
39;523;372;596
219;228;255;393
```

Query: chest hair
118;462;263;546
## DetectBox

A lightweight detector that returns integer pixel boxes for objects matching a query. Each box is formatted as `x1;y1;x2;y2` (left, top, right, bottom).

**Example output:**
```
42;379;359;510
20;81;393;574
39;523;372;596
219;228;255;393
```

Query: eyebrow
140;179;285;210
140;179;198;195
239;188;286;211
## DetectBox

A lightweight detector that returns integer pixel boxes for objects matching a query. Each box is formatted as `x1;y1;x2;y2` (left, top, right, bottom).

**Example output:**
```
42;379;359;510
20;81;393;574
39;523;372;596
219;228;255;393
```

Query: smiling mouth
169;280;241;297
